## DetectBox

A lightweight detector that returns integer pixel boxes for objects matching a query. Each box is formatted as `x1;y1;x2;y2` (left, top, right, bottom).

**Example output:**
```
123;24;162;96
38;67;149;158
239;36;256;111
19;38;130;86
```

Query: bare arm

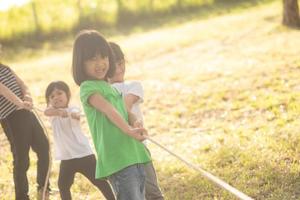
124;94;144;127
44;107;68;118
44;107;81;120
88;93;146;141
124;94;140;111
11;70;31;101
127;110;138;126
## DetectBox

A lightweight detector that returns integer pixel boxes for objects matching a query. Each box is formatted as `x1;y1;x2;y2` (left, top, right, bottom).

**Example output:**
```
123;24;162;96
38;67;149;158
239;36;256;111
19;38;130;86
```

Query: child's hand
58;109;68;118
129;127;148;142
23;94;33;104
20;100;33;110
133;120;143;128
70;112;80;120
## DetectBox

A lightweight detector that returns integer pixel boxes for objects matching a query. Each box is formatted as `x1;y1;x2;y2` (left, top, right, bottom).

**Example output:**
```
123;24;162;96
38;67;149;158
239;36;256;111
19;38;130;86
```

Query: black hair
45;81;71;105
109;42;124;62
72;30;116;86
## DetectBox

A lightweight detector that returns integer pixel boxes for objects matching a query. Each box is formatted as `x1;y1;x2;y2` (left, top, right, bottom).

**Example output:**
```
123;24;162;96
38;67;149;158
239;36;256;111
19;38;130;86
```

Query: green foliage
0;0;299;199
0;0;274;45
0;4;34;40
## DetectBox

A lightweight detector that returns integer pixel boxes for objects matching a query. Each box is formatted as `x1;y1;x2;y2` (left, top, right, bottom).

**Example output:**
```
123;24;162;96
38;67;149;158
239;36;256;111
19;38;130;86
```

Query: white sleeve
48;116;55;123
68;106;81;113
127;81;144;103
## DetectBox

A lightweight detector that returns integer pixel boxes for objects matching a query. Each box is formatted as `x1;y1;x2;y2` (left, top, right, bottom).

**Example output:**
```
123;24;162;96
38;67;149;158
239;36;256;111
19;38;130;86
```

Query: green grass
0;0;300;199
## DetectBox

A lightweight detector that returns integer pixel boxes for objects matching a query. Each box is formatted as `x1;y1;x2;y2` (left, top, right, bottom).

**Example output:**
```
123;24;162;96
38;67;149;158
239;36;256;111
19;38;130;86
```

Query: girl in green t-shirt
72;29;151;200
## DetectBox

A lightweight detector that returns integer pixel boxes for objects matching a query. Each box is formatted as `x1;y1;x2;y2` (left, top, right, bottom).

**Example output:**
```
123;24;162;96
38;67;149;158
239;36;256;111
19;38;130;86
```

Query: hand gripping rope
33;106;254;200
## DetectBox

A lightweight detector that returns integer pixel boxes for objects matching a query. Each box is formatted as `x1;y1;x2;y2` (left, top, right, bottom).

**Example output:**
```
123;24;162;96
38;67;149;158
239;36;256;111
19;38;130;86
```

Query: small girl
72;30;151;200
109;42;164;200
0;62;50;200
44;81;115;200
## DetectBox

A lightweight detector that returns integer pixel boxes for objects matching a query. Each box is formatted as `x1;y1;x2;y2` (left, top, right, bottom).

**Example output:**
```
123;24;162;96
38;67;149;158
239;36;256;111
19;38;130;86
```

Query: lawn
0;0;299;199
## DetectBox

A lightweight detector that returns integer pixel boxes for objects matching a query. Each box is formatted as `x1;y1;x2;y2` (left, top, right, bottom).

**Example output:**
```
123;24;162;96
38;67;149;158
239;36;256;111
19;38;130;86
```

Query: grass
0;0;300;199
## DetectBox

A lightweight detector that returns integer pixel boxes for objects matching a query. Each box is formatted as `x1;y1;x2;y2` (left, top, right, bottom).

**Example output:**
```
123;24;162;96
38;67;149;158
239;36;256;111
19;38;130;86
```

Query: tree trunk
31;1;40;34
149;0;154;12
77;0;82;19
116;0;123;14
177;0;182;10
283;0;300;27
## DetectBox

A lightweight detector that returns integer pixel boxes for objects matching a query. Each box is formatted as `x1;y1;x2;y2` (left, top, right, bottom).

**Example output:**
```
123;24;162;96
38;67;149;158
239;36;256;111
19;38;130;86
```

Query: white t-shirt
112;81;144;122
112;81;147;145
50;106;93;160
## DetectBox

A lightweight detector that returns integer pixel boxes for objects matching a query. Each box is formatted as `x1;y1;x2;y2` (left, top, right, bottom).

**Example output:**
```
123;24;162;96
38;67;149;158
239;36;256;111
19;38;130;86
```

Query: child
0;63;50;200
109;42;164;200
44;81;115;200
72;30;151;200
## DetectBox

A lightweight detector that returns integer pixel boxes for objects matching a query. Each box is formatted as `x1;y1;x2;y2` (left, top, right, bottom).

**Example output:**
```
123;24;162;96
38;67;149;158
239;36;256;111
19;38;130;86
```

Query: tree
149;0;154;12
77;0;83;20
116;0;124;15
176;0;183;10
31;1;40;34
282;0;300;27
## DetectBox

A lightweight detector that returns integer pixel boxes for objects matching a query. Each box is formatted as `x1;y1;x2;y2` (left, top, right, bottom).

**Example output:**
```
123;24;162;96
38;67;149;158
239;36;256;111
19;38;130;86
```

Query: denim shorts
108;164;145;200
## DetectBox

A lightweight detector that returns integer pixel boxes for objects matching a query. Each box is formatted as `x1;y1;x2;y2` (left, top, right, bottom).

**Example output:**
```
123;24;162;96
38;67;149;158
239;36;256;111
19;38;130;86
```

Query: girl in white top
109;42;164;200
44;81;115;200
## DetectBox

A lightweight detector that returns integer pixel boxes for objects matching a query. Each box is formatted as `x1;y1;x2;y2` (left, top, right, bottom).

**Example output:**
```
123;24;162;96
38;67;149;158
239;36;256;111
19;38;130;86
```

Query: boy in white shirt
109;42;164;200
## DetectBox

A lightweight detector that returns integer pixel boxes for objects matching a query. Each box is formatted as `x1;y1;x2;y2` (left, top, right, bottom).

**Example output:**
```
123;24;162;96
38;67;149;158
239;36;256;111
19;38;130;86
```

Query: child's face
48;88;69;108
84;53;109;80
110;59;125;83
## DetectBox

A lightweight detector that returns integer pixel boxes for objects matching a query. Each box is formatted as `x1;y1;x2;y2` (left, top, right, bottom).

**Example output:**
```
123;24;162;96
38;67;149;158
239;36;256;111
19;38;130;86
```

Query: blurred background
0;0;299;199
0;0;276;45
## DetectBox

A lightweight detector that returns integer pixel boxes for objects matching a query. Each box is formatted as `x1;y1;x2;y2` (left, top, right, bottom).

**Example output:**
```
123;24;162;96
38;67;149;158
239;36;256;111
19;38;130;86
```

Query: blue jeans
108;164;146;200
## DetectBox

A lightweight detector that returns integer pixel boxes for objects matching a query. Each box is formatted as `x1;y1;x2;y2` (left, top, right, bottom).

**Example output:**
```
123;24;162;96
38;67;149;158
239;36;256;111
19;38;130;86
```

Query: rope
32;107;52;200
33;105;254;200
146;136;254;200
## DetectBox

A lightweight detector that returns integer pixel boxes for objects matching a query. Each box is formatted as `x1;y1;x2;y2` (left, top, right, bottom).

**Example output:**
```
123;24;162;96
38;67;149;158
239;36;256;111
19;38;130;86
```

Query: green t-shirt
80;80;151;178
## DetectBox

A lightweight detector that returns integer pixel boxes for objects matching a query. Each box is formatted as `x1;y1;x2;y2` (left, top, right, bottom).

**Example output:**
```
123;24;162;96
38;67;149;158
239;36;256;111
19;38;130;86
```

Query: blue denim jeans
108;164;146;200
145;162;164;200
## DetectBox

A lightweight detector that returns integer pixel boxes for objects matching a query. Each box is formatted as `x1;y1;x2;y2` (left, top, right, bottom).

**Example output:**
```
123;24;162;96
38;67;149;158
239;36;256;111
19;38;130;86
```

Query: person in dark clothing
0;62;50;200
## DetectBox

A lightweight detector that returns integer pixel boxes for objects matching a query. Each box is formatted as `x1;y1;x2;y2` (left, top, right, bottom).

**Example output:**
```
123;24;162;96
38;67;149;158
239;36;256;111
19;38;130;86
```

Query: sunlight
0;0;30;11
